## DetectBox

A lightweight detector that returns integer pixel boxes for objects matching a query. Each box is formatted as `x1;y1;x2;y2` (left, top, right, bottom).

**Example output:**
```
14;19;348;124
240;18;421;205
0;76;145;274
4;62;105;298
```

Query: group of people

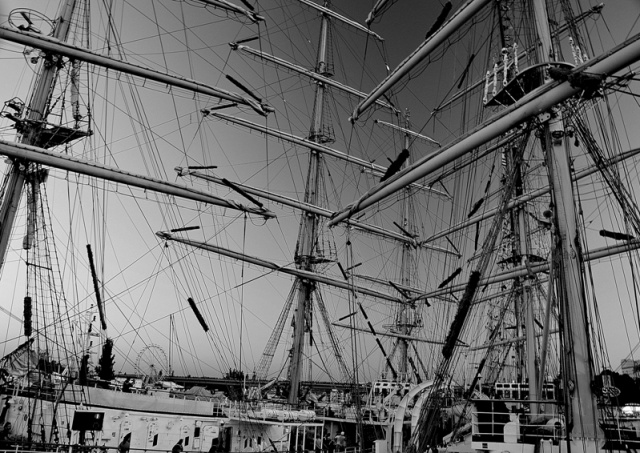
315;431;347;453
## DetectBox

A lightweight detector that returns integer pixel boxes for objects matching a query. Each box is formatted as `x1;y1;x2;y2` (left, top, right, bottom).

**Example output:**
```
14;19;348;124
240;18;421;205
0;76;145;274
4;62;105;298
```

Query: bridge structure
119;374;366;396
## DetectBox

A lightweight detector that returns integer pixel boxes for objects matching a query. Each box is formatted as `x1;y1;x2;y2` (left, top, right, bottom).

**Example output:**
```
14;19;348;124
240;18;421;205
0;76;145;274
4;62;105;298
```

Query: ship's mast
0;0;77;273
288;1;332;405
546;117;599;439
508;140;540;410
390;112;420;382
532;0;599;441
397;115;413;380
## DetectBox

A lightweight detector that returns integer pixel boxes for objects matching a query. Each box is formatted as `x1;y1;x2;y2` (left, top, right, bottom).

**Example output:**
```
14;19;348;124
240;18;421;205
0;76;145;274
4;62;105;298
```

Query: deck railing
472;409;565;444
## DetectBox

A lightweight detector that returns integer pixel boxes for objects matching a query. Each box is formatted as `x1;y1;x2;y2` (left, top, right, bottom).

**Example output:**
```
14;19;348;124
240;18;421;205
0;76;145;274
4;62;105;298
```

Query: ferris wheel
135;345;170;383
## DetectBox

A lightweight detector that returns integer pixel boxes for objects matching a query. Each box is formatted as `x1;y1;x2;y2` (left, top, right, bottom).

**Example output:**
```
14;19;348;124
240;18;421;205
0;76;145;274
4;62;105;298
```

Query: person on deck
334;432;346;452
173;439;184;453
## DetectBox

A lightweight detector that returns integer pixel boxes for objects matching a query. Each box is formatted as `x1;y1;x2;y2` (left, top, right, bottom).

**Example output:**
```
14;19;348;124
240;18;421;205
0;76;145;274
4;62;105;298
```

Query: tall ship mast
287;0;342;404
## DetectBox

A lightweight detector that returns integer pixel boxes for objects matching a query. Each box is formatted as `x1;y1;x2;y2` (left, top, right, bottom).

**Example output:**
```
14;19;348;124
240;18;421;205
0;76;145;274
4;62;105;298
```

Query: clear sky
0;0;639;390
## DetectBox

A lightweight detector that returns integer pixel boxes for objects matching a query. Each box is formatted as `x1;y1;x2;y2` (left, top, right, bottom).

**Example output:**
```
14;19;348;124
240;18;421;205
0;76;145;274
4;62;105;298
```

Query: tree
97;338;116;381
